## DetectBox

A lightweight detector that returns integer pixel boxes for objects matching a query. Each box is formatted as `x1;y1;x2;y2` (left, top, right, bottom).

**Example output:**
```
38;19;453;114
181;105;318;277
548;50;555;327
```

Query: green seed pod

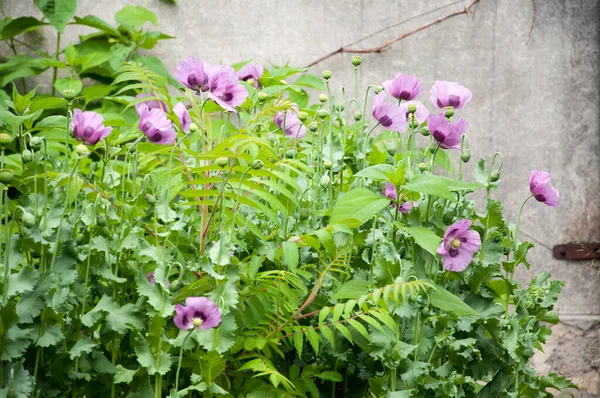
407;104;417;114
257;92;268;101
352;56;362;67
298;111;308;122
96;214;106;227
284;148;297;159
216;157;229;167
22;149;34;163
308;122;318;132
75;144;90;157
236;228;248;240
30;137;43;151
62;89;76;100
418;162;427;172
21;211;36;228
386;144;396;157
354;111;362;121
189;123;199;132
317;110;328;119
319;173;330;186
428;145;437;154
490;171;500;182
322;70;332;80
0;134;11;146
374;85;384;94
0;169;14;184
318;94;328;103
323;160;332;169
461;150;472;163
145;194;157;206
409;119;419;129
251;159;263;170
266;133;278;143
420;126;430;136
445;108;454;118
75;234;86;244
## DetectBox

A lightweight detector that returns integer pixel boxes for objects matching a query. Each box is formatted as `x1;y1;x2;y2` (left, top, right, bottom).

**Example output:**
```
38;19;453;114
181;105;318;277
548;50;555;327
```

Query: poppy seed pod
445;108;455;118
257;92;268;101
322;70;332;80
323;160;332;169
308;122;318;132
22;150;34;163
251;159;263;170
145;194;157;206
30;137;43;151
319;94;328;103
21;212;36;228
298;111;308;122
0;169;15;183
285;148;297;159
354;111;362;121
418;162;427;172
75;144;90;157
0;134;11;146
189;123;199;132
352;56;362;67
317;110;328;119
266;133;277;143
420;126;430;136
216;157;229;167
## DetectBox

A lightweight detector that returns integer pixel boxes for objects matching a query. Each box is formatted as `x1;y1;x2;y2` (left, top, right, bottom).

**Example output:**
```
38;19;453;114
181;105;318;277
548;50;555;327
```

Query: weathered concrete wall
3;0;599;393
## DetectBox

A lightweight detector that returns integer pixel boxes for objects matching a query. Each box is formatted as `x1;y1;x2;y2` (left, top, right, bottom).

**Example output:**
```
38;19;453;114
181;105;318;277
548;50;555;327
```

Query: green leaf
36;323;64;347
134;336;172;376
315;371;343;382
330;188;390;227
114;365;138;384
34;0;77;33
503;241;534;273
332;279;371;300
115;5;157;28
136;272;175;317
402;174;456;202
399;226;441;256
430;287;479;318
0;364;32;398
195;314;237;354
294;74;326;91
1;17;45;40
69;337;96;359
281;241;299;272
106;303;144;334
6;265;38;300
73;15;120;37
53;78;82;98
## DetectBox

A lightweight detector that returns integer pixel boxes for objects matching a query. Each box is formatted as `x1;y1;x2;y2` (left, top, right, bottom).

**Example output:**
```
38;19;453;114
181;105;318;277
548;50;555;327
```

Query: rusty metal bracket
552;242;600;260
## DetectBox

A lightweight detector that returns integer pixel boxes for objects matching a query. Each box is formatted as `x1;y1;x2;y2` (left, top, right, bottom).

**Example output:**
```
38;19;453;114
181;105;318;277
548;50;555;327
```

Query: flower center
447;95;460;107
449;248;460;257
451;239;461;248
148;132;162;143
193;318;203;327
399;90;411;100
379;115;393;127
432;129;446;142
535;194;546;202
187;73;198;87
142;121;152;132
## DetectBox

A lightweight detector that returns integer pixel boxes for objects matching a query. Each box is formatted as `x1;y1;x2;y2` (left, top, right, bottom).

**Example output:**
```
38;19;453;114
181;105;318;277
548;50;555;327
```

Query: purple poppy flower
135;92;167;115
139;108;177;145
399;101;430;124
207;65;248;112
174;57;211;92
384;183;413;214
427;113;468;150
437;219;481;272
173;102;191;133
237;62;264;88
372;92;407;132
382;72;423;101
529;170;559;207
430;81;472;110
274;106;306;139
71;109;113;146
174;296;222;330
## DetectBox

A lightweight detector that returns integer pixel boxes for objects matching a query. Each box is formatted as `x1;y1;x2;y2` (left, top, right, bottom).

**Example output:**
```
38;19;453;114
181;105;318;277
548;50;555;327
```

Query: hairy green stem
51;33;61;96
174;329;195;393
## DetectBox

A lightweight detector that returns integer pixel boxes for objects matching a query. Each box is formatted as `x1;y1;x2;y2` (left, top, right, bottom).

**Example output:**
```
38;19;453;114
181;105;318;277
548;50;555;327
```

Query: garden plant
0;3;576;397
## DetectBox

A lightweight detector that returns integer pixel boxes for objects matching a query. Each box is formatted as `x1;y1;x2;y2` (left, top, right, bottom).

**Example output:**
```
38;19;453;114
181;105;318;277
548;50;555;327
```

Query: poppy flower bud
407;104;417;114
266;133;278;144
0;134;11;146
374;86;384;94
21;211;35;228
320;173;330;186
386;144;396;157
352;56;362;67
418;162;427;172
251;159;263;170
308;122;318;132
420;127;430;136
0;169;13;184
445;108;454;118
189;123;199;132
62;89;76;100
96;214;106;227
257;92;268;102
354;111;362;121
22;150;34;163
298;111;308;121
145;194;157;205
216;157;229;167
319;94;328;103
75;234;85;244
300;210;310;220
409;118;419;129
490;171;500;182
460;150;471;163
75;144;90;157
30;137;43;151
285;148;297;159
322;70;333;81
317;110;328;119
428;145;437;154
324;160;332;169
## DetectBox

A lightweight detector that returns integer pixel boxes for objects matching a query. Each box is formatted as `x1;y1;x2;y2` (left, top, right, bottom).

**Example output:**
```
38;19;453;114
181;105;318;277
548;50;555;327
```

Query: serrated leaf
36;323;64;347
281;241;299;272
69;337;96;359
114;365;138;383
115;5;157;28
6;265;38;299
195;314;237;354
134;337;172;376
315;370;343;382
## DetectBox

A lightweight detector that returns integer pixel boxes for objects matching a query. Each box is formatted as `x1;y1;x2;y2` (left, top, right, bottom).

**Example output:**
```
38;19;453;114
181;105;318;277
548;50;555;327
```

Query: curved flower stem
362;122;381;169
479;152;504;262
391;188;401;243
511;194;533;277
166;136;188;220
174;329;195;393
228;167;252;244
425;145;441;225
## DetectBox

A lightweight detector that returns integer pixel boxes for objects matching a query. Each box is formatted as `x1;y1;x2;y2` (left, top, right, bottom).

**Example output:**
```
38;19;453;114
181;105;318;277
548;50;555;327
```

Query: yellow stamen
451;239;461;249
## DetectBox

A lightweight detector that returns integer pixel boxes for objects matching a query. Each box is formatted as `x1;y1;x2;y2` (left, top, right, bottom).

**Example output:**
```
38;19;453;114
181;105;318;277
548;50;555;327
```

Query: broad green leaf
73;15;120;37
281;241;299;272
36;323;64;347
136;273;175;317
114;365;138;384
6;265;38;299
195;314;237;354
399;226;441;256
332;279;371;300
115;5;157;28
69;337;96;359
330;188;390;227
1;17;45;40
34;0;76;33
53;78;82;98
315;371;343;382
294;74;326;91
430;287;479;318
402;174;456;202
354;164;396;182
134;337;172;375
0;364;32;398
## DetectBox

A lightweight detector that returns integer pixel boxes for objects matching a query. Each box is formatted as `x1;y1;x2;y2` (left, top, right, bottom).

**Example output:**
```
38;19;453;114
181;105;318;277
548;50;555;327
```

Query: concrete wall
3;0;599;394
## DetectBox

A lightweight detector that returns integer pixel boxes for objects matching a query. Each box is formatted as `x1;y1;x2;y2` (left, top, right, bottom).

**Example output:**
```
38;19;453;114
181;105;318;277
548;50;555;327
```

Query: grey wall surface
3;0;600;394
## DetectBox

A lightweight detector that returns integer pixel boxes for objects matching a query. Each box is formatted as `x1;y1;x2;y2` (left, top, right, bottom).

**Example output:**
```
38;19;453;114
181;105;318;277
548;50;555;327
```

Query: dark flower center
84;126;94;138
535;194;546;202
447;95;461;107
181;313;189;325
379;115;393;128
433;129;446;142
142;121;152;132
220;91;234;102
193;311;207;321
449;248;460;257
399;90;411;100
148;132;162;143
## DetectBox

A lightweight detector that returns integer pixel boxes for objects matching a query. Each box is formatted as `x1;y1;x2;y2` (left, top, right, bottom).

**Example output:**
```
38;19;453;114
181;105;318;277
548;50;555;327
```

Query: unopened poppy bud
257;92;268;101
266;133;277;143
352;56;362;67
75;234;85;244
21;211;35;228
319;94;328;103
188;123;198;132
75;144;90;157
216;157;229;167
323;160;332;169
145;194;156;205
460;150;471;163
251;159;263;170
30;137;43;150
62;89;76;100
317;110;328;119
490;171;500;182
428;145;437;154
407;104;417;114
0;169;14;184
22;150;33;163
0;134;11;146
445;108;454;118
354;111;362;121
322;70;332;80
409;119;419;129
320;173;330;186
298;111;308;121
443;212;454;225
285;148;297;159
374;86;383;94
96;214;106;227
336;104;345;112
420;127;430;136
386;144;396;157
308;122;318;132
418;162;427;172
300;210;310;220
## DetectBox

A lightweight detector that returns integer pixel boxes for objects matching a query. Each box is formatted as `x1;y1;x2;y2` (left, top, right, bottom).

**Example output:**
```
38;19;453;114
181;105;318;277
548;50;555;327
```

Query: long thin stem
174;329;195;393
51;32;61;96
64;101;72;172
